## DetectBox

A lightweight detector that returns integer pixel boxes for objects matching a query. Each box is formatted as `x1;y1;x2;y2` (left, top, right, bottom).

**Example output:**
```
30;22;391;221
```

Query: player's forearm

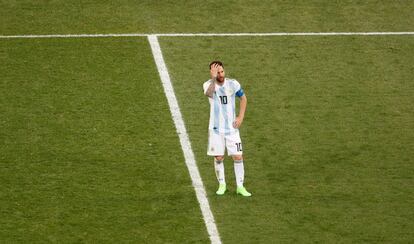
205;80;215;98
238;95;247;118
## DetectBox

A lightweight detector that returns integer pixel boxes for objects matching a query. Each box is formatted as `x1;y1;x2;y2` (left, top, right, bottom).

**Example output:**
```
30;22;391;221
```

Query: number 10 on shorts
236;142;242;152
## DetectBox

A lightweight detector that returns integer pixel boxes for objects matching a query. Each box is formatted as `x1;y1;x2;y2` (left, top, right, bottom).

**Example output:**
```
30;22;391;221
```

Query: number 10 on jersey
219;95;227;104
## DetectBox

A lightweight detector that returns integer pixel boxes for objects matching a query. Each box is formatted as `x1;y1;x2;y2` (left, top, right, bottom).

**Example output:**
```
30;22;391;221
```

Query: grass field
161;36;414;243
0;38;209;242
1;1;414;35
1;1;414;243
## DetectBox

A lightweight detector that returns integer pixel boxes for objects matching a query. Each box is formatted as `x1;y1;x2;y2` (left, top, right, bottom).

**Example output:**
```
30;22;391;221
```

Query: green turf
0;38;209;243
1;1;414;35
160;36;414;243
1;0;414;243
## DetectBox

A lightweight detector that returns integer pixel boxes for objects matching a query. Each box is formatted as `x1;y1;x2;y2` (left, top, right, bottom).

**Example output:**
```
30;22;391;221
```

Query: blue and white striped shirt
203;78;245;135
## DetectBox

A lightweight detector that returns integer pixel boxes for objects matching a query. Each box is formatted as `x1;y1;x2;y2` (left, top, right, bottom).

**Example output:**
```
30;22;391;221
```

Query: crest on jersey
225;88;234;95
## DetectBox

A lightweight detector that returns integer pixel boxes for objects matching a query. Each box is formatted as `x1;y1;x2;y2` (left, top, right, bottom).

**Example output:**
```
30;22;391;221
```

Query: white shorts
207;130;243;156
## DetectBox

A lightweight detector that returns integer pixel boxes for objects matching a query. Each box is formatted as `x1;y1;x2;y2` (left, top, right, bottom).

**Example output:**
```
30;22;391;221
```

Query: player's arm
204;80;215;98
233;94;247;129
205;63;219;98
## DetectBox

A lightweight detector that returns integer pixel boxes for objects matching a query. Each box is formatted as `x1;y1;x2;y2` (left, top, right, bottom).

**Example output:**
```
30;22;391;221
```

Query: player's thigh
225;131;243;156
207;131;225;156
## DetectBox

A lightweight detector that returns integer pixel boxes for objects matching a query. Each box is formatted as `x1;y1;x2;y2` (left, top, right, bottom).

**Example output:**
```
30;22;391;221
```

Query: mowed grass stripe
160;36;414;243
1;1;414;35
0;38;209;242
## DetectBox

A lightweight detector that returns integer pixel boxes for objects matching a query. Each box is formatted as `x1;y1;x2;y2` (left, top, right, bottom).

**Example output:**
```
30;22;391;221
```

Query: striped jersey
203;78;245;135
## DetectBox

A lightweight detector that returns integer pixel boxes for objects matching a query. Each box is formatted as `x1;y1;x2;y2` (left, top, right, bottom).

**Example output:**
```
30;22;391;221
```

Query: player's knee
215;156;224;161
232;155;243;161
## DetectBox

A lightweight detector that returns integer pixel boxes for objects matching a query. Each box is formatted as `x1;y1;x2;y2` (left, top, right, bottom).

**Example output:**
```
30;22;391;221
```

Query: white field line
0;33;148;39
147;35;221;244
1;32;414;39
156;32;414;37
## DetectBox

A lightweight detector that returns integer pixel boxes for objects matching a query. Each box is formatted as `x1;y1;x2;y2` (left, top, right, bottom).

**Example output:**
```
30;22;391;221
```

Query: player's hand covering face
210;64;225;83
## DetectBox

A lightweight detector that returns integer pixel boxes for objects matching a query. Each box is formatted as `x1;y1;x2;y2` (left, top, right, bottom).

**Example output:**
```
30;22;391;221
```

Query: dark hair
209;60;224;69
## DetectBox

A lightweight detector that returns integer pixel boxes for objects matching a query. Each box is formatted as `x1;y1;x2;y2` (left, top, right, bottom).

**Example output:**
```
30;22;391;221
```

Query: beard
217;76;225;83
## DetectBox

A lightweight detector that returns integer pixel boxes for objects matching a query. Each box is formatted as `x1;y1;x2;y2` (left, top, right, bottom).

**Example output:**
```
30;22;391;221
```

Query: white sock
234;160;244;187
214;159;225;184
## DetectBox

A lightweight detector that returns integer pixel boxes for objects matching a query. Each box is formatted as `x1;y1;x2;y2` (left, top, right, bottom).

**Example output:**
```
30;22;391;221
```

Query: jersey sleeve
233;80;245;97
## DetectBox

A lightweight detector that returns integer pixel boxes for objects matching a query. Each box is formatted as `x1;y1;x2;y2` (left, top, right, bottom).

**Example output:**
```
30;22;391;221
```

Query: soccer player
203;61;251;197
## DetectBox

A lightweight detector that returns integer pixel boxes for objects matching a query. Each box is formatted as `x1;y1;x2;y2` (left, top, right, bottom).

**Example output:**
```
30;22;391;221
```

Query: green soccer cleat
236;186;252;197
216;184;227;195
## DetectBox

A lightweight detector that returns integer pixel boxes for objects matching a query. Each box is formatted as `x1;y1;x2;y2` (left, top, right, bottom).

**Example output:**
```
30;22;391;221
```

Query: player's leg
214;155;226;195
207;131;226;195
226;131;251;197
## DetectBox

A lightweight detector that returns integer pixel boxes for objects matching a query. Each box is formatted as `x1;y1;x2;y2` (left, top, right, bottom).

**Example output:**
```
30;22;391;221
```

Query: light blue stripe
213;92;220;134
230;80;237;91
227;93;236;135
230;81;237;123
230;80;237;120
